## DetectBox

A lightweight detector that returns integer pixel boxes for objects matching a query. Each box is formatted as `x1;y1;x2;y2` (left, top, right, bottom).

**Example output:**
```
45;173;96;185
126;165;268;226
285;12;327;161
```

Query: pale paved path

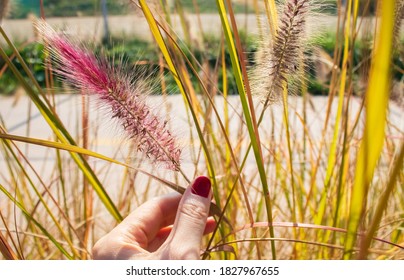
2;14;340;42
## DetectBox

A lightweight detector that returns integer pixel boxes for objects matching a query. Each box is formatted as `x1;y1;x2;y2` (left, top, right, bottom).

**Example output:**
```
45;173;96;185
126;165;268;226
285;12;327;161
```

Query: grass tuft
0;0;403;260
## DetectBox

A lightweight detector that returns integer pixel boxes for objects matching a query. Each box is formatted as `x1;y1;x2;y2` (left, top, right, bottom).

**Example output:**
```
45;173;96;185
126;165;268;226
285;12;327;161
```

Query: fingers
93;176;214;260
93;192;183;259
148;217;216;252
203;216;217;234
116;192;182;248
158;176;212;259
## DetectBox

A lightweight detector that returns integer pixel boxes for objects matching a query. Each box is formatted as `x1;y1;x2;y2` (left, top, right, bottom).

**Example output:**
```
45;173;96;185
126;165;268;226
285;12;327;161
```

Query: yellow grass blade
0;183;74;259
0;133;125;166
0;133;231;223
359;140;404;258
137;0;219;191
0;132;186;192
315;0;353;226
344;0;395;259
0;28;122;222
263;0;279;38
216;0;276;259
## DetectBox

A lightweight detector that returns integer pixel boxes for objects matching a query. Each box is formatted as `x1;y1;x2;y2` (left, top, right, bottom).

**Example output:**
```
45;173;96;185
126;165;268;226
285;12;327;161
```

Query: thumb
161;176;212;259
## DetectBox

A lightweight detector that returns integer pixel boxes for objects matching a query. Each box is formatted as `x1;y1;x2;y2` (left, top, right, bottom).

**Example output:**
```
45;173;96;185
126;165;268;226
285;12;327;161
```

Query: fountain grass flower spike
36;20;182;171
252;0;310;104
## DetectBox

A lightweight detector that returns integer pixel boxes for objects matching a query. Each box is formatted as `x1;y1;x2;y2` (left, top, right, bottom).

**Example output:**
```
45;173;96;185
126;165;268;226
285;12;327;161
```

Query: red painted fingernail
191;176;211;198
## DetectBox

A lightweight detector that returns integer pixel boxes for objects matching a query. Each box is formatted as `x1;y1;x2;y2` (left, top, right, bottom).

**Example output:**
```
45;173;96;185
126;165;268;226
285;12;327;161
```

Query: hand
92;176;216;260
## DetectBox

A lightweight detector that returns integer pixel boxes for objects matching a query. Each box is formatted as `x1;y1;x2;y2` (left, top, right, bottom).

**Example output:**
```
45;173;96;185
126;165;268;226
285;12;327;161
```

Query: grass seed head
35;20;182;171
251;0;313;105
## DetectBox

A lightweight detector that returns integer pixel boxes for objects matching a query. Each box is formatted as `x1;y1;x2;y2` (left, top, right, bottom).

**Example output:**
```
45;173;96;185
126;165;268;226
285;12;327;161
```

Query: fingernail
191;176;211;198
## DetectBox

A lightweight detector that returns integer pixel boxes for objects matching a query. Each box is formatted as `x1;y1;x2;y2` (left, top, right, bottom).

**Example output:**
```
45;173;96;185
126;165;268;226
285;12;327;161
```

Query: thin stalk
315;0;353;226
344;0;395;259
0;183;73;259
281;85;298;243
0;27;122;222
263;0;279;38
217;0;276;259
358;141;404;258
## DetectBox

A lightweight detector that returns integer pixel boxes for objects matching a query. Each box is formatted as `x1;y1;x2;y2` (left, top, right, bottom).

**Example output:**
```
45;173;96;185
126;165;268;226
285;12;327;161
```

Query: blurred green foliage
10;0;130;18
9;0;345;19
307;31;403;96
0;42;46;95
175;0;253;14
9;0;40;19
1;31;402;96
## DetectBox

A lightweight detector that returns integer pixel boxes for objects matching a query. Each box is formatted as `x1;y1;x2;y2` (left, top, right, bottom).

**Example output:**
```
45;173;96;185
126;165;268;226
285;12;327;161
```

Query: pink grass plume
35;20;182;171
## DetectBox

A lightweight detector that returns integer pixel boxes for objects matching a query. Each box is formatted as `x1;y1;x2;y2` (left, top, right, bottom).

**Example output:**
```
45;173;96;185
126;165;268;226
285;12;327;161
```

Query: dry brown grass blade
0;230;18;260
224;222;404;251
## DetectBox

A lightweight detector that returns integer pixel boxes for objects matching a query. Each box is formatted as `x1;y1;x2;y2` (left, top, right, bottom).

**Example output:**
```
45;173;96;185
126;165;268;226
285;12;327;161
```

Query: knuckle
179;201;209;221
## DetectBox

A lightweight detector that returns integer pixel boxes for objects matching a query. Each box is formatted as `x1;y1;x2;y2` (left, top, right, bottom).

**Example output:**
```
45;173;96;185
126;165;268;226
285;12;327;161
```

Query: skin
92;181;215;260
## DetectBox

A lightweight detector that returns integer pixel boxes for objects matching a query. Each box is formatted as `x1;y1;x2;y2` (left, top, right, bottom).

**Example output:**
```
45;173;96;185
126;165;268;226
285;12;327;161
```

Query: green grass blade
137;0;219;192
315;0;353;226
0;133;226;221
0;183;73;259
344;1;395;259
215;0;276;259
0;133;126;166
0;29;122;222
359;140;404;258
0;132;82;258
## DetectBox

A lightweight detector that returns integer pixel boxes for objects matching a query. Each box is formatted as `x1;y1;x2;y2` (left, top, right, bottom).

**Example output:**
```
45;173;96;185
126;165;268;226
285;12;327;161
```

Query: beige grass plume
251;0;311;105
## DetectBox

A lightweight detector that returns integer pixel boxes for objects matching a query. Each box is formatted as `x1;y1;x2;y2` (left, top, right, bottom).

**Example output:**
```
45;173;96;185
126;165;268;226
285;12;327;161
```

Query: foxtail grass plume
35;20;182;171
251;0;310;104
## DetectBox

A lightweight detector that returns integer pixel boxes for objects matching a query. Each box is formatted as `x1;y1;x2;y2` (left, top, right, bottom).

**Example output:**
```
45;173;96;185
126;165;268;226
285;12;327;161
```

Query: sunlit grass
0;0;403;260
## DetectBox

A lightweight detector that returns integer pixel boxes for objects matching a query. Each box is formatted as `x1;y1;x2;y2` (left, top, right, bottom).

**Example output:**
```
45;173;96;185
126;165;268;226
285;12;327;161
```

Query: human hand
92;176;216;260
